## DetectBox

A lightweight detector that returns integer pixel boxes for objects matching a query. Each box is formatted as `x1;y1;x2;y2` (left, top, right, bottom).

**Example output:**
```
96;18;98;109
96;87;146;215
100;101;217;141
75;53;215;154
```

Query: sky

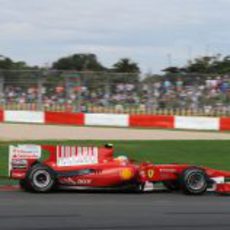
0;0;230;73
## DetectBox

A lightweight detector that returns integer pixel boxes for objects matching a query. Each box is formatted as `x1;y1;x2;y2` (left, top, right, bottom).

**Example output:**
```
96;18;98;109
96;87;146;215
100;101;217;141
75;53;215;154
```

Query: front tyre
180;168;208;195
26;165;56;193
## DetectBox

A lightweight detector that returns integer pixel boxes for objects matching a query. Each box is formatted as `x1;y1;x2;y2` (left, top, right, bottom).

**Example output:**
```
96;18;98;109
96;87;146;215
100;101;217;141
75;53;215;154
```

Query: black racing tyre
25;165;56;193
163;180;180;191
180;167;208;195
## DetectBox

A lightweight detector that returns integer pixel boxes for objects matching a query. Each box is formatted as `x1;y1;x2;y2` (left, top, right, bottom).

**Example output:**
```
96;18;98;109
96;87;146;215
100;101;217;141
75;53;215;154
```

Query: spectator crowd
0;74;230;114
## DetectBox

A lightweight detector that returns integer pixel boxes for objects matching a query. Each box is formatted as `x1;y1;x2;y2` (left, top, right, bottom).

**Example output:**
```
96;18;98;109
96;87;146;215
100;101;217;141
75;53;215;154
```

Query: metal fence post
65;76;71;105
0;74;4;107
75;75;82;112
147;82;154;112
37;76;44;111
105;73;110;107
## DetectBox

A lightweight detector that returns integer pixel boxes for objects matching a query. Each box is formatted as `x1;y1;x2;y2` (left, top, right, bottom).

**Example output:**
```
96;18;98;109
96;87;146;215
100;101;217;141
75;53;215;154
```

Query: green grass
1;140;230;178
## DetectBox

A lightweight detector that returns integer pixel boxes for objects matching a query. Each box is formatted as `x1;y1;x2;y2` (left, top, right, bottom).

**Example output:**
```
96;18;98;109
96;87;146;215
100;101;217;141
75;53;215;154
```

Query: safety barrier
45;111;84;126
85;113;129;127
0;110;3;122
129;115;174;129
2;104;230;117
0;110;229;131
4;111;44;123
220;117;230;131
175;116;219;131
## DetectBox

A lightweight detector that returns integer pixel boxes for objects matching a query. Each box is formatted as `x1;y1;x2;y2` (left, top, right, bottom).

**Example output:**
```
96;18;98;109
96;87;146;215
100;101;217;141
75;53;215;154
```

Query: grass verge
0;140;230;185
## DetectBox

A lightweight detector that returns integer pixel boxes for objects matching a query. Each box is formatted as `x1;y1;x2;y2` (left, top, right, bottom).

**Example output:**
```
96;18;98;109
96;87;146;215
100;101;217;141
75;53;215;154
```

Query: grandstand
0;70;229;116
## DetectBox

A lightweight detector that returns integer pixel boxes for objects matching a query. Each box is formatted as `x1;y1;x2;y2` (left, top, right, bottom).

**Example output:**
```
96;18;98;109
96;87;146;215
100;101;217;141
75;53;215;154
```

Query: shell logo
120;168;133;180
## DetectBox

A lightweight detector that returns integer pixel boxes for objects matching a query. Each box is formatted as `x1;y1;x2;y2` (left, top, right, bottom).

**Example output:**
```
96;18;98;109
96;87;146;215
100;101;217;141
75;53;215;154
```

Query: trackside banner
8;145;41;176
56;146;98;166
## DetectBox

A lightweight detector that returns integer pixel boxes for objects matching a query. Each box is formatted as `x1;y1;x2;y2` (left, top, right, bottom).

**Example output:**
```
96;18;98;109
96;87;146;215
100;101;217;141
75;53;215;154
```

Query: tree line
163;54;230;75
1;53;230;75
0;54;140;73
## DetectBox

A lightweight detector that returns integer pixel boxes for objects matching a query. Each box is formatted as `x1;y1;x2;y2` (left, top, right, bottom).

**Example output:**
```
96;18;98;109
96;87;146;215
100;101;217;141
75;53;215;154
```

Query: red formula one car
9;144;230;195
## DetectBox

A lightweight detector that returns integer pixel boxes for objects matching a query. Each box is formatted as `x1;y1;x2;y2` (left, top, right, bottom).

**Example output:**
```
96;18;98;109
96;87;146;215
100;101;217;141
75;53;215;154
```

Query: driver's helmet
115;155;129;163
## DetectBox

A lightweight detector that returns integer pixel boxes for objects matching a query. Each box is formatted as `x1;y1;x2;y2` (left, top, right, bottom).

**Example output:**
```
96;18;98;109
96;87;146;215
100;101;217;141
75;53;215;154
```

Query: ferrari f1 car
9;144;230;195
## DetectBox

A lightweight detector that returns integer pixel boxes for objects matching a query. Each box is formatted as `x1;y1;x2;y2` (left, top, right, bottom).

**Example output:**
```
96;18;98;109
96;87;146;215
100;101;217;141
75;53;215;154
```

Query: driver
115;155;129;165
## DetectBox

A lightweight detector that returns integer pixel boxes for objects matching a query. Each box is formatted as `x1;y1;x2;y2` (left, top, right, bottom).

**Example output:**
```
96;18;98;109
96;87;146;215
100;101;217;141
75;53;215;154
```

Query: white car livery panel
9;145;41;176
56;146;99;167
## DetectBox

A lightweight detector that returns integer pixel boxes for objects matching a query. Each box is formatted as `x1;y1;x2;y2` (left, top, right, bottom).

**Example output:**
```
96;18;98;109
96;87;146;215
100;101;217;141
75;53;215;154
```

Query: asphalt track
1;123;230;230
0;190;230;230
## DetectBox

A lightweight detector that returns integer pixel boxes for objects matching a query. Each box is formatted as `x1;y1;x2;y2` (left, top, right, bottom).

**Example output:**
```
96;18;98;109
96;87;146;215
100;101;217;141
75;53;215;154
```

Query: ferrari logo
147;169;154;178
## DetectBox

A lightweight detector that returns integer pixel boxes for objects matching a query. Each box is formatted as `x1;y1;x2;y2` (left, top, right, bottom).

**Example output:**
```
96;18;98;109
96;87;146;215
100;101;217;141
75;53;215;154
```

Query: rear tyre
25;165;56;193
180;168;208;195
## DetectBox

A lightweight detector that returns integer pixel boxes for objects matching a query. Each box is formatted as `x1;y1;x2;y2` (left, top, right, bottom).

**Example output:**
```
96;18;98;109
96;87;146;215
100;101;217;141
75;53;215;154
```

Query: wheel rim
33;170;51;189
187;172;206;191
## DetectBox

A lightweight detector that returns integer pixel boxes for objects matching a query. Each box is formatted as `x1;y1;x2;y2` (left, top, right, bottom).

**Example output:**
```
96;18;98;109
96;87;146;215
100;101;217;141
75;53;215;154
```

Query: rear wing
8;145;42;176
9;144;114;176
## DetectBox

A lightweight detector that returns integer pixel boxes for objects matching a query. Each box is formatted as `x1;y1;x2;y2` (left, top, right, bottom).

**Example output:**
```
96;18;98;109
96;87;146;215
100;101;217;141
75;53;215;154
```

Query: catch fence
0;70;229;116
